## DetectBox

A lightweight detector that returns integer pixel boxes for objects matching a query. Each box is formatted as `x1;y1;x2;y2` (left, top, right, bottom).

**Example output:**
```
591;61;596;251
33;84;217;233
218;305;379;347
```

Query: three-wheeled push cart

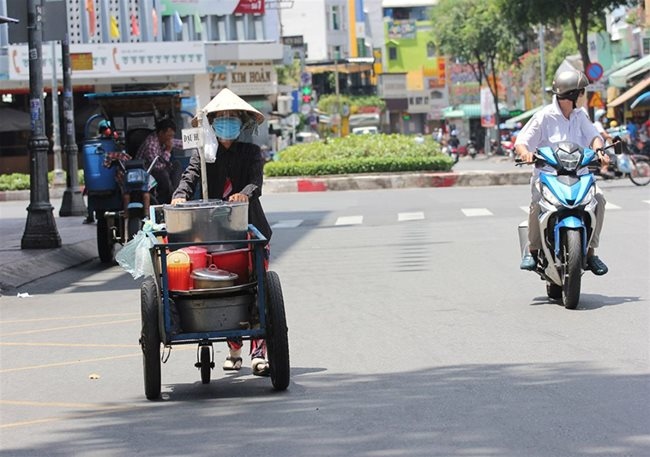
139;204;289;400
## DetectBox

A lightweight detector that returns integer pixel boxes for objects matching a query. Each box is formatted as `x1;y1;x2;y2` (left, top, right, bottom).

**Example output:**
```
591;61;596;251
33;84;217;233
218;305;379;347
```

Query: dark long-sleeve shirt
172;141;272;242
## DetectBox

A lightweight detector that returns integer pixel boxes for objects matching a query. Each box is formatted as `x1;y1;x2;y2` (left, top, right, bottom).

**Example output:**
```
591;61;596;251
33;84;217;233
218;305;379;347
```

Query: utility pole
50;40;64;186
59;32;86;217
538;25;546;104
22;0;61;249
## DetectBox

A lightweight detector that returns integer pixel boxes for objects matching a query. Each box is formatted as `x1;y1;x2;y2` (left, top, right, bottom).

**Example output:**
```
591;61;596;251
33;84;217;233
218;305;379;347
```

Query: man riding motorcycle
515;68;610;275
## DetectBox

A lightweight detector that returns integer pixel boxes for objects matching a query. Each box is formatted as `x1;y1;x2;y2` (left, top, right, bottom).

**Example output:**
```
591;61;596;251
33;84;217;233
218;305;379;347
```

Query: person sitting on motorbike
515;68;610;275
136;118;182;204
171;88;273;377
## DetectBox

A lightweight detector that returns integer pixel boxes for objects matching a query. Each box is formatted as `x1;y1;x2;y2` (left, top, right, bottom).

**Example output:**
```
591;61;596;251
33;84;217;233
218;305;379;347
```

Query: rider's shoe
520;253;537;271
587;255;608;276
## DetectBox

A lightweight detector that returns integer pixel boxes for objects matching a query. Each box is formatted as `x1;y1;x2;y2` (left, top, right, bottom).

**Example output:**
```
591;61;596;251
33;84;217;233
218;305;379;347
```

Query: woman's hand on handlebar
228;193;249;203
170;197;186;205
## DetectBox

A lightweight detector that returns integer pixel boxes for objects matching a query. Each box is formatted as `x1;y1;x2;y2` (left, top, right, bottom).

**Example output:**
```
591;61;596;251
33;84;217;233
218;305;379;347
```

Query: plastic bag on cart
116;231;155;279
201;111;218;163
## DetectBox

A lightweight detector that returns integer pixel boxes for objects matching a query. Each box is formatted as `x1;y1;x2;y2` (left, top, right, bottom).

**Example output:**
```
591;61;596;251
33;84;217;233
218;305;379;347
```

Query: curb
0;239;97;292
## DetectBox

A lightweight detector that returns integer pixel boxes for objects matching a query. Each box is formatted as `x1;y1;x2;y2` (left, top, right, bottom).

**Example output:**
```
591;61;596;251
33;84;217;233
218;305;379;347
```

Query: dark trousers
151;161;181;204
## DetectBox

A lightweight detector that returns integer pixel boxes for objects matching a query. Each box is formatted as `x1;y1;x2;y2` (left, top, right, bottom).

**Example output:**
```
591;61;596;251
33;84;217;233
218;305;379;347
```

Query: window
330;5;340;31
388;46;397;61
427;42;436;58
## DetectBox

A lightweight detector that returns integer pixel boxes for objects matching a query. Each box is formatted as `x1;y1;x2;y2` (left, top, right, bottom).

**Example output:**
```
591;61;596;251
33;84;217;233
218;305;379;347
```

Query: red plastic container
180;246;208;289
210;248;251;285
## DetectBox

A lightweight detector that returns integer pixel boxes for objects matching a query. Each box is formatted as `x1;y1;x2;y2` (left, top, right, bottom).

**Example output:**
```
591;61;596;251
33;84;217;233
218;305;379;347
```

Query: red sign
234;0;264;14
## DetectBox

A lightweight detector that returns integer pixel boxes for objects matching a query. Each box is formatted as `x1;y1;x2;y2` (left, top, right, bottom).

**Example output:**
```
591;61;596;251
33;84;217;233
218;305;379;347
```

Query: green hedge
265;133;453;177
0;171;85;191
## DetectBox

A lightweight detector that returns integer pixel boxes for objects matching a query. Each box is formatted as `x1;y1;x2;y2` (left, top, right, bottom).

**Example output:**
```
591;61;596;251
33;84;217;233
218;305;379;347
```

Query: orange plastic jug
166;250;191;291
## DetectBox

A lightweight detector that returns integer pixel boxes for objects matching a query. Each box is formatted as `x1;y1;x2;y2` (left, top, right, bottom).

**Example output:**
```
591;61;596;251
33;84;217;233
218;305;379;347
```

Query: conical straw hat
199;88;264;125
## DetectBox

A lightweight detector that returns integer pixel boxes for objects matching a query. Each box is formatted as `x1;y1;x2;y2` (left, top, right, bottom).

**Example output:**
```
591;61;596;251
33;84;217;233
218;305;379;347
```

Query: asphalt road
1;182;649;456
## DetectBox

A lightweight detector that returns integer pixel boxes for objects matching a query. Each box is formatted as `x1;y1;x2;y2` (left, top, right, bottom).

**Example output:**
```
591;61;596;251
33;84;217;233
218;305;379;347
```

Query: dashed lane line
335;215;363;226
271;219;304;229
461;208;493;217
0;318;139;337
0;312;139;325
398;212;425;222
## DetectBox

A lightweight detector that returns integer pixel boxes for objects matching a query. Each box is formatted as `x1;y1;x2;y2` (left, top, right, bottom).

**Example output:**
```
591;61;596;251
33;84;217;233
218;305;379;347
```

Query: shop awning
442;104;509;119
608;77;650;107
504;105;544;128
630;91;650;109
608;55;650;88
306;62;373;74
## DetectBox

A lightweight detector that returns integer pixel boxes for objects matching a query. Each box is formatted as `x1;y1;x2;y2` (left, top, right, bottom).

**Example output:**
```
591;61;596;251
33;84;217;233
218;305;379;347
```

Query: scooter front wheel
562;230;582;310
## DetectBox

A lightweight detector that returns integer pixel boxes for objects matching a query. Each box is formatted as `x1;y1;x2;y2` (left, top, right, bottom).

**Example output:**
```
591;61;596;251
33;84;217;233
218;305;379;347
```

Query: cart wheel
265;271;290;391
199;345;212;384
97;214;115;264
140;278;161;400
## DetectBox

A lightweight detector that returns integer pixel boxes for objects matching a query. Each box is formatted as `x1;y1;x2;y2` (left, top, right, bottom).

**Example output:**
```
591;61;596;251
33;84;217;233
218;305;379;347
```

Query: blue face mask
213;117;242;140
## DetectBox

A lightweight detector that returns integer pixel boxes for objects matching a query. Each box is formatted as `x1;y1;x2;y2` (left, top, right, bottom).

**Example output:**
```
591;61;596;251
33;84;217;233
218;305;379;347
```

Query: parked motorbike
516;142;609;309
466;140;478;159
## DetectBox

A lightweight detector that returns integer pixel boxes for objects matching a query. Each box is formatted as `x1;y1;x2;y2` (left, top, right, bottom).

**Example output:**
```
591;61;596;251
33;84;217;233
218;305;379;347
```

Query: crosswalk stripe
335;215;363;226
461;208;493;217
398;212;425;222
643;200;650;205
271;219;303;229
605;202;621;210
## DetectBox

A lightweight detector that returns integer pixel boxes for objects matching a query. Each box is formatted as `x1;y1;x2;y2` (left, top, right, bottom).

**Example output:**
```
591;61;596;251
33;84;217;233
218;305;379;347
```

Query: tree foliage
430;0;518;126
496;0;632;71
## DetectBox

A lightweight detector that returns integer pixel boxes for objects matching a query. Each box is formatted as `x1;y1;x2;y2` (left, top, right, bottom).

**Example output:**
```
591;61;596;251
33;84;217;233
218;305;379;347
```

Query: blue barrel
82;139;119;192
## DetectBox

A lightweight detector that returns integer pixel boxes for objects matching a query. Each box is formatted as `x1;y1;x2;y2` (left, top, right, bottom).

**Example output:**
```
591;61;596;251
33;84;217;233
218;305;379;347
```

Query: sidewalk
0;167;530;292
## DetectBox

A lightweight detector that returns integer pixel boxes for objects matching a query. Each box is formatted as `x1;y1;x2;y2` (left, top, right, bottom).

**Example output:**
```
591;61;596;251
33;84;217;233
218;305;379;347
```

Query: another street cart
139;202;289;400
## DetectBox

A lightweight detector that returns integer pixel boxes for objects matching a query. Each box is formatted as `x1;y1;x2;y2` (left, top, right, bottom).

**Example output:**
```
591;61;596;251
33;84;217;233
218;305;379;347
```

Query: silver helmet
551;70;590;95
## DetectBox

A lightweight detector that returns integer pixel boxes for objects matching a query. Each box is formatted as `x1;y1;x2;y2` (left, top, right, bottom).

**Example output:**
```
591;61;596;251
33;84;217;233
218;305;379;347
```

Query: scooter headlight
541;185;561;207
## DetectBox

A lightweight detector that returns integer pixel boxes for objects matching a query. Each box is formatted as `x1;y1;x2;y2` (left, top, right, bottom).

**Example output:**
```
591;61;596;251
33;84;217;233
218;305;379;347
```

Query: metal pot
191;265;238;289
163;200;248;251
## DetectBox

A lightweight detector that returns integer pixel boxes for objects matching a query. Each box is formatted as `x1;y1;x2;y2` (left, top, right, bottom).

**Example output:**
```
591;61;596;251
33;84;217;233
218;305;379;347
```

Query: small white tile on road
461;208;493;217
398;212;425;222
271;219;303;229
335;215;363;226
605;202;621;210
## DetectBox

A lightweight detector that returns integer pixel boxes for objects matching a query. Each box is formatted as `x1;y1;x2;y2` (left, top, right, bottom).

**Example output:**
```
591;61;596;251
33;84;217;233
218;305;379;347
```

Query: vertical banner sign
480;87;496;128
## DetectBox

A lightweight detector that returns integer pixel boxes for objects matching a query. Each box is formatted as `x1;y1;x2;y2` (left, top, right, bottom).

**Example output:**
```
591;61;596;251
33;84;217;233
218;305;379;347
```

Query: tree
497;0;632;73
431;0;518;128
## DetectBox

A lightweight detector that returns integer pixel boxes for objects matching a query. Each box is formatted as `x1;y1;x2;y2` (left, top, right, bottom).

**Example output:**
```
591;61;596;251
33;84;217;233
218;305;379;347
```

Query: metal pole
335;57;341;137
50;40;64;186
538;25;546;104
59;32;86;217
22;0;61;249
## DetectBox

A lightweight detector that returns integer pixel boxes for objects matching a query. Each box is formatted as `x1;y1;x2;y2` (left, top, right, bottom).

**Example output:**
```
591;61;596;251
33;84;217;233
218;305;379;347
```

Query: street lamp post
59;32;86;217
21;0;61;249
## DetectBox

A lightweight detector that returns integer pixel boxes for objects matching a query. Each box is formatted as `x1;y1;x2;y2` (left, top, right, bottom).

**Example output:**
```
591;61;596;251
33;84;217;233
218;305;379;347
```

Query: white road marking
398;212;425;222
335;215;363;226
643;200;650;205
605;202;621;210
461;208;493;217
520;206;530;213
271;219;303;229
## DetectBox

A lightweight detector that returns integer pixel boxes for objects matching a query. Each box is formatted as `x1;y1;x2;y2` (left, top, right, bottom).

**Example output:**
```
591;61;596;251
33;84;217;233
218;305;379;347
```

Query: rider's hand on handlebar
597;149;610;166
170;197;186;205
518;150;534;164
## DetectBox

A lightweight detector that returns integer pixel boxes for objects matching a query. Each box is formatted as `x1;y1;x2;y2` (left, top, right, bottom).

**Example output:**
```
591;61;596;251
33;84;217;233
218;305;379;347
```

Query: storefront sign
208;61;277;96
160;0;264;16
9;42;205;80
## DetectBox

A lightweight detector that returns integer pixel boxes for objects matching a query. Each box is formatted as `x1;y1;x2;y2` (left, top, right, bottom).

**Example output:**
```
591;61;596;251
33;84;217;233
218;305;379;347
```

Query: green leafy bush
0;170;85;191
265;134;453;177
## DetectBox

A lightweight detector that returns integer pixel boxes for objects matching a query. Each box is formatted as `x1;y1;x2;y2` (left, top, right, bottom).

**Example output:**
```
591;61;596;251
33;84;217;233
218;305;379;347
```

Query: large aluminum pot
163;200;248;251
